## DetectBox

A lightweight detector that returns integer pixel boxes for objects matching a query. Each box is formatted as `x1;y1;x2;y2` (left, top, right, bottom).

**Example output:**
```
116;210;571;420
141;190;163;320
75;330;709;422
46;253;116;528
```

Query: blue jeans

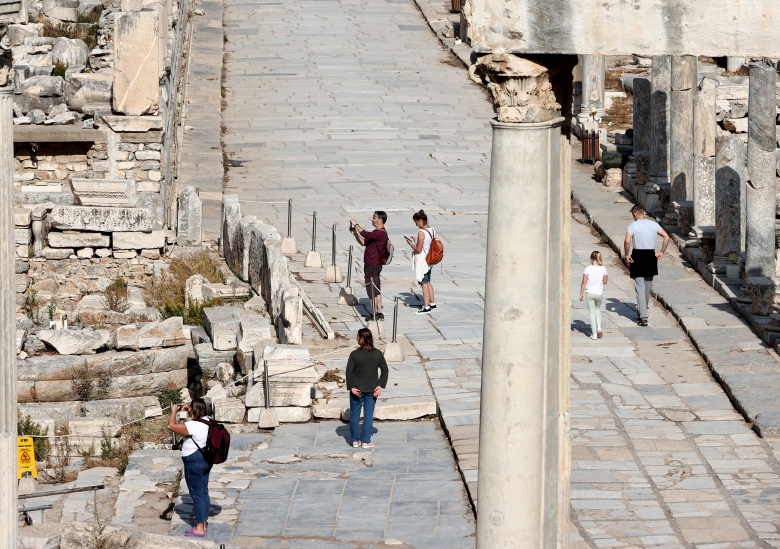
182;451;211;524
349;391;377;444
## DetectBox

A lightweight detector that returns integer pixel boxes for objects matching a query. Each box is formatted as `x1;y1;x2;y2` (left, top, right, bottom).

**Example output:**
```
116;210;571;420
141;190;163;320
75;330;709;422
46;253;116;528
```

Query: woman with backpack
168;398;212;537
406;209;437;315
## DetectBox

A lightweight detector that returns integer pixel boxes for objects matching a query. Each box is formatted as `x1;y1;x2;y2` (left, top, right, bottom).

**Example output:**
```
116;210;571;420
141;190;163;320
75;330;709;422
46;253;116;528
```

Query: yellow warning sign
17;436;37;479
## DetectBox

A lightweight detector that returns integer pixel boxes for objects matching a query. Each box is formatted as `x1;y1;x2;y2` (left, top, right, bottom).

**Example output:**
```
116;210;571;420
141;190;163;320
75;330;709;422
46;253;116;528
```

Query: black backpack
192;418;230;465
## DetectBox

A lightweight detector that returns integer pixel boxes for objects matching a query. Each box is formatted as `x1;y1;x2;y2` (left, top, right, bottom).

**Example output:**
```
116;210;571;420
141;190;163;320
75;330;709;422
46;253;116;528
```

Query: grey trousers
634;276;653;321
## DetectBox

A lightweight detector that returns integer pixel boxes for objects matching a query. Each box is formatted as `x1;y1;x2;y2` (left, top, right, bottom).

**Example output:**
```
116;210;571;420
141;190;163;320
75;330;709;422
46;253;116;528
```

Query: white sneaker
352;441;360;448
590;334;598;340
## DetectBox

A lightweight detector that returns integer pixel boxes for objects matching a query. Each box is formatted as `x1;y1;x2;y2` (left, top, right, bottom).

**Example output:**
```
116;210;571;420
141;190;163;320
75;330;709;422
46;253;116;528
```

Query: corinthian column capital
0;24;12;88
469;53;563;123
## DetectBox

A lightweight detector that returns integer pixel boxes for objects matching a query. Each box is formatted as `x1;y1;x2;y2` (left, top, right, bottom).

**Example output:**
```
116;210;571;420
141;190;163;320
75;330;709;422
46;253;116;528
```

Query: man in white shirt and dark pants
624;205;671;326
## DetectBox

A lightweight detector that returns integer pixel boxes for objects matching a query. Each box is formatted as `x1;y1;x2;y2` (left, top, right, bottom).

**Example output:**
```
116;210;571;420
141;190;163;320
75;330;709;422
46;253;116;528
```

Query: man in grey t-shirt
623;205;671;326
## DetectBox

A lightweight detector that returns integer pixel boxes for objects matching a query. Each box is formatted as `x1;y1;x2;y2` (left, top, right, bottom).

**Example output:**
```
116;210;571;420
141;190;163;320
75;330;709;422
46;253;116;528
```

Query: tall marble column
670;56;696;202
632;78;652;153
649;56;671;186
580;54;605;119
0;42;18;548
470;53;574;548
693;77;717;228
744;62;777;278
714;135;746;258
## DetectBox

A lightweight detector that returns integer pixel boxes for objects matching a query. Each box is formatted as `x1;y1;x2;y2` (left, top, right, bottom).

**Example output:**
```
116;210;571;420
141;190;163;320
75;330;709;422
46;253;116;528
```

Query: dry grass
601;95;634;130
82;416;171;473
36;11;100;49
143;250;225;322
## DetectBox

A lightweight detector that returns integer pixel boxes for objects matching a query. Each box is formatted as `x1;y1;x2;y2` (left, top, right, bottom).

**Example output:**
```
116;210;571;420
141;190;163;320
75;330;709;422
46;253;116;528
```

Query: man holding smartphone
350;211;388;321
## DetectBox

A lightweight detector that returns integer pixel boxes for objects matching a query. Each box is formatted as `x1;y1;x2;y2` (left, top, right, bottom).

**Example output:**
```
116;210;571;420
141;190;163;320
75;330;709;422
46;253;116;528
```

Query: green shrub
104;276;128;313
53;61;67;78
157;385;183;410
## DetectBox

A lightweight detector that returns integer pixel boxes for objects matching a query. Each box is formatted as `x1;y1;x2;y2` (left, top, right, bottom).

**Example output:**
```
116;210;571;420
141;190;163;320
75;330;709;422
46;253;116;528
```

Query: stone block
76;247;94;258
745;276;779;315
602;168;622;187
14;227;31;245
194;343;235;371
201;283;251;301
19;75;64;97
47;231;110;248
114;324;139;350
15;208;31;227
71;178;137;207
245;383;312;407
374;396;437;420
203;307;240;351
39;328;110;355
137;317;186;349
41;247;72;261
49;206;153;232
213;398;245;423
51;37;89;67
237;310;273;353
312;399;348;419
113;250;136;259
113;10;161;115
255;344;319;382
80;395;160;421
273;406;311;423
177;186;202;246
101;115;163;132
112;230;166;249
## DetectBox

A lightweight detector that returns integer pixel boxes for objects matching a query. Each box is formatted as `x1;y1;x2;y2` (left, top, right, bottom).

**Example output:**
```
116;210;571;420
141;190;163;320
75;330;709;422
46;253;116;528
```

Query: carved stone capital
0;23;12;88
469;54;561;123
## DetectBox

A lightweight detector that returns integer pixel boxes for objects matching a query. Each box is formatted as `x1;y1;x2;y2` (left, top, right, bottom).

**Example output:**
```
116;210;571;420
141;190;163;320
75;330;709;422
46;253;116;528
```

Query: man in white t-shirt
624;205;670;326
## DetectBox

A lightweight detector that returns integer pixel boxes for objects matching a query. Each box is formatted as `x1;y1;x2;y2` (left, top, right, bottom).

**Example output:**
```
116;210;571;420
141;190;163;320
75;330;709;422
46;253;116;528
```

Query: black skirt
629;249;657;279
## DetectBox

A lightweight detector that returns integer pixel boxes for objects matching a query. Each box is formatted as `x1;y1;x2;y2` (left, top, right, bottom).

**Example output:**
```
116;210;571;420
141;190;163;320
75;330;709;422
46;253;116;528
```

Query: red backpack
193;418;230;465
424;229;444;266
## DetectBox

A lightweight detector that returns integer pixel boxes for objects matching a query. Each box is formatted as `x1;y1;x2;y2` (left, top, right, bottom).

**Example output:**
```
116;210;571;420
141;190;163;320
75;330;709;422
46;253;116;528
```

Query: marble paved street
183;0;780;545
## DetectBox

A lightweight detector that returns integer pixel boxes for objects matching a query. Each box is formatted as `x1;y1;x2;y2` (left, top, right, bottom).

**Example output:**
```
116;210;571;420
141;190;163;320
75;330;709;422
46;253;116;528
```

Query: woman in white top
406;209;436;315
168;398;211;537
579;250;609;340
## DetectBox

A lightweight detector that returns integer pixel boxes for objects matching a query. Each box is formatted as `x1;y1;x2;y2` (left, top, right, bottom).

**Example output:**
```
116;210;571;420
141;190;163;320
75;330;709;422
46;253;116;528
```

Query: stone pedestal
177;186;202;246
649;56;671;186
715;135;746;258
0;87;17;549
578;54;605;129
744;63;777;279
693;77;717;227
669;56;696;202
478;118;566;547
745;277;779;315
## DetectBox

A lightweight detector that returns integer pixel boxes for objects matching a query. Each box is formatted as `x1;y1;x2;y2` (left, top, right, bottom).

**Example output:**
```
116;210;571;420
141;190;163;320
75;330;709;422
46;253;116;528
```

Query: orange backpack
424;229;444;266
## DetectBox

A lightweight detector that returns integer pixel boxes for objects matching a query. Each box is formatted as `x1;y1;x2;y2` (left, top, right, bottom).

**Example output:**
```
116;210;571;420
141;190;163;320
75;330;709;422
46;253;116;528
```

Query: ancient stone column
726;57;746;73
632;77;651;153
649;56;671;186
0;83;17;548
470;53;573;548
580;54;605;119
693;77;717;228
714;135;746;258
670;56;696;202
744;62;777;278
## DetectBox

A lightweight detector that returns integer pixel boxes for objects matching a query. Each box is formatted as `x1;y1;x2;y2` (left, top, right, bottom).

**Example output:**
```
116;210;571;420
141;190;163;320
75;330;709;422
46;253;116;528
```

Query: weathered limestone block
246;383;312;407
215;362;235;383
80;395;161;421
256;344;318;382
41;246;72;259
114;324;139;350
71;178;137;207
238;216;256;282
201;283;251;302
137;317;186;348
49;206;153;231
282;291;303;345
194;343;234;371
374;396;437;420
113;10;161;115
51;37;89;67
220;194;241;271
84;344;193;377
213;398;245;423
237;310;273;354
272;407;311;423
312;398;348;420
19;75;64;97
203;307;240;351
602;168;622;187
39;328;110;355
41;0;79;22
745;277;780;316
177;186;202;246
47;231;110;248
112;230;166;249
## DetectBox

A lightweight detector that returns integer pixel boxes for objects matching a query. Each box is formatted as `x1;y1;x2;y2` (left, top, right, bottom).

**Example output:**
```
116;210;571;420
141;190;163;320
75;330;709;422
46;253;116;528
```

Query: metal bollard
346;246;353;287
287;199;292;239
392;296;399;343
263;360;270;409
369;280;376;321
331;224;337;266
311;211;317;251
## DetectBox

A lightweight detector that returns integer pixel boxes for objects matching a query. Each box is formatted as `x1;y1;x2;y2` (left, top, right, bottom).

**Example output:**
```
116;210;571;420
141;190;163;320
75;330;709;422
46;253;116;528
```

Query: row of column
612;55;778;279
